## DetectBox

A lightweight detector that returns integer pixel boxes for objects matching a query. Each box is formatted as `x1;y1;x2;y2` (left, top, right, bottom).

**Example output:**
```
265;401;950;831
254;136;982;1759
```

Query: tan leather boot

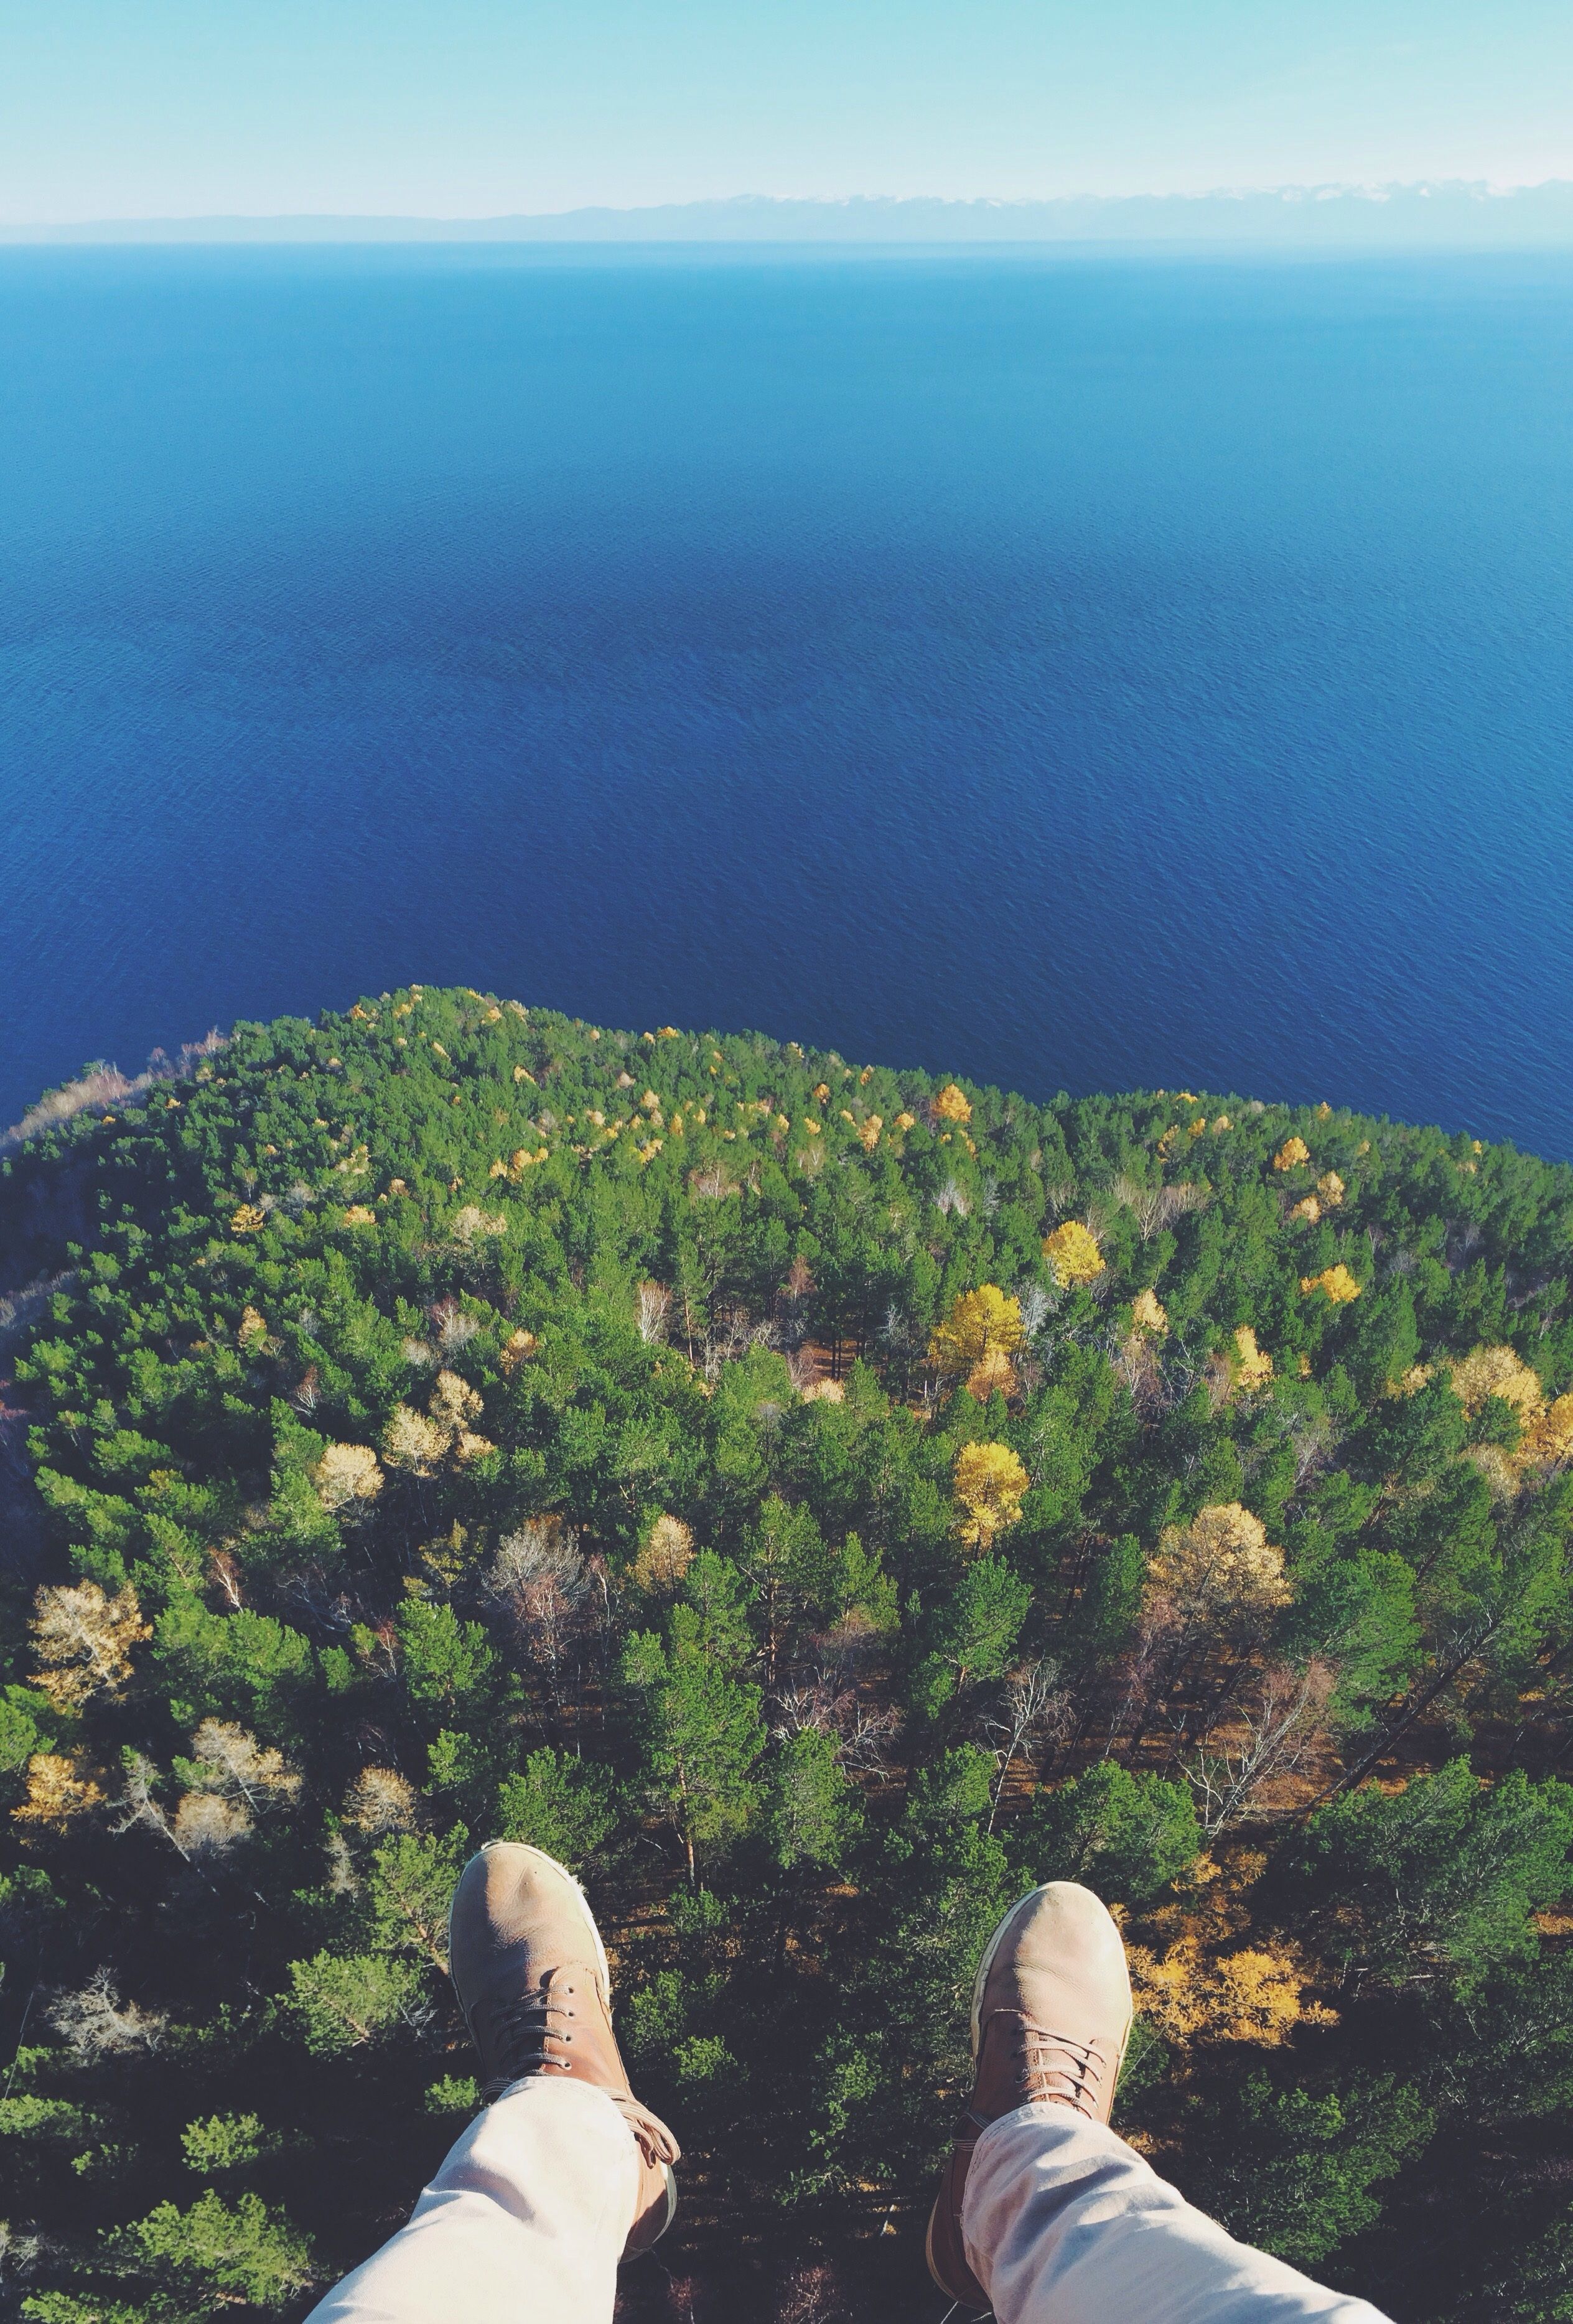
926;1881;1133;2310
447;1841;680;2258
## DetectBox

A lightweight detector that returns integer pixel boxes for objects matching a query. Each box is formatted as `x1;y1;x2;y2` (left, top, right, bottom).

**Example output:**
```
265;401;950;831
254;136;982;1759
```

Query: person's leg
963;2100;1391;2324
927;1882;1393;2324
305;1843;679;2324
305;2074;639;2324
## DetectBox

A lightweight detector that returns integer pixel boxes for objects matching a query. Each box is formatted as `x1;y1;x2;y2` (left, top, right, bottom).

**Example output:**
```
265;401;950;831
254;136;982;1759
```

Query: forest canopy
3;990;1573;2322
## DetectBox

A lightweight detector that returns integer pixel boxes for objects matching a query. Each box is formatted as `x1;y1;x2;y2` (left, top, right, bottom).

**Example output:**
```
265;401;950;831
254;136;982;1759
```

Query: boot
926;1881;1133;2310
447;1841;680;2259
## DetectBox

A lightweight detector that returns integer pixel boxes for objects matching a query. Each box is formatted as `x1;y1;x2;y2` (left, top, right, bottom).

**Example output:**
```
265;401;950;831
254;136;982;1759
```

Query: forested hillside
4;990;1573;2323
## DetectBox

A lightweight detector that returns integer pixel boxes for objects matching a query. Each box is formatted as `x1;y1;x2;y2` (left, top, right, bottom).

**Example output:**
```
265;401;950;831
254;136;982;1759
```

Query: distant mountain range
6;183;1573;247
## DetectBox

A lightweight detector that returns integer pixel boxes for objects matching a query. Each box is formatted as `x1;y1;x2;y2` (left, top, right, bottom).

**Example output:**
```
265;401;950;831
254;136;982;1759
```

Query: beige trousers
304;2078;638;2324
306;2083;1394;2324
966;2101;1394;2323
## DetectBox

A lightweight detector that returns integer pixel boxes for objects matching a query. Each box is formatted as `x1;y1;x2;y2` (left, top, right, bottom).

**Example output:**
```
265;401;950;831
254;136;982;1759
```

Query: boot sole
923;2202;990;2315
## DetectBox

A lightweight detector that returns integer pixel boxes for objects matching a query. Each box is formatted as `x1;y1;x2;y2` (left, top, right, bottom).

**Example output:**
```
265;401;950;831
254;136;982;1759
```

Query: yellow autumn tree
933;1083;973;1124
1444;1348;1572;1472
1129;1289;1169;1335
1272;1136;1310;1172
1317;1171;1345;1206
1450;1344;1544;1421
14;1752;105;1831
30;1583;149;1713
1300;1264;1362;1304
966;1346;1020;1400
1230;1326;1274;1393
953;1442;1029;1550
928;1286;1025;1403
343;1767;419;1836
382;1405;447;1475
1127;1938;1320;2048
630;1514;696;1594
1043;1220;1104;1287
382;1370;493;1472
312;1443;384;1513
1526;1393;1573;1465
1148;1503;1291;1631
431;1369;494;1461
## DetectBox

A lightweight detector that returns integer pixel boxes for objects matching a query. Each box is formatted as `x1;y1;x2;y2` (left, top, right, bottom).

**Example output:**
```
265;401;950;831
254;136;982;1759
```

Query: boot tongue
968;2009;1024;2123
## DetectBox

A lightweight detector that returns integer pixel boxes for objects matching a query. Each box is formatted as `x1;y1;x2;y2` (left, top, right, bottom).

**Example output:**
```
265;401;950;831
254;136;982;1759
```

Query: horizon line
8;179;1573;244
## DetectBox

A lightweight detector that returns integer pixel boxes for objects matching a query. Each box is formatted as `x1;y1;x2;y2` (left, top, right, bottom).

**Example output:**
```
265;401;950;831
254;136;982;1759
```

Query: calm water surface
1;248;1571;1151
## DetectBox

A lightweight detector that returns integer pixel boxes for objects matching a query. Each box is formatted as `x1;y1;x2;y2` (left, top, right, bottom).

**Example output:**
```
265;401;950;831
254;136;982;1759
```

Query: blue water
2;247;1572;1154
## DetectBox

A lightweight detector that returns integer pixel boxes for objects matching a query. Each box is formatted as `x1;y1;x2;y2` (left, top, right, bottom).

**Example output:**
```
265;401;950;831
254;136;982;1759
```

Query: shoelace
609;2091;682;2170
473;1981;683;2170
476;1981;579;2100
961;2013;1108;2133
1018;2023;1106;2117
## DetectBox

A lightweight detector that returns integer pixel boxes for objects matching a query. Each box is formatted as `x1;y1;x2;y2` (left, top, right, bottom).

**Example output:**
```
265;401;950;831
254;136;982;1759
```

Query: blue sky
2;0;1570;221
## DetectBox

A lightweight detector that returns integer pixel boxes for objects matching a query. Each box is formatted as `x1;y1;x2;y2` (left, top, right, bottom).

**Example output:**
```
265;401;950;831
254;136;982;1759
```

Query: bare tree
429;1297;480;1355
1111;1320;1165;1414
487;1523;590;1724
208;1549;245;1609
112;1752;185;1854
1183;1659;1336;1834
1112;1175;1209;1243
47;1971;167;2060
983;1659;1071;1828
1015;1282;1053;1340
1103;1592;1182;1762
776;1254;814;1350
770;1661;901;1775
171;1792;252;1858
636;1280;672;1345
180;1720;302;1814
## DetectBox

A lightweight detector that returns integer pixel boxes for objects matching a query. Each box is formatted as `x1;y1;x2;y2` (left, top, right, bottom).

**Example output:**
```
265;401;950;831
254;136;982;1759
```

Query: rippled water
1;247;1571;1151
